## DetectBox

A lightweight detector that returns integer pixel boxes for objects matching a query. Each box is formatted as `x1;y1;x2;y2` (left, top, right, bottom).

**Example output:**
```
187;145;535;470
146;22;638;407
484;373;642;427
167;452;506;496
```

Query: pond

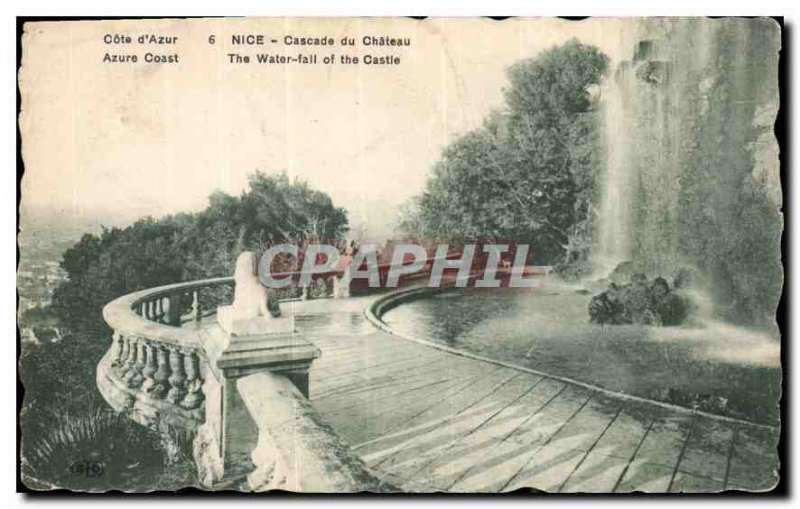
381;280;781;425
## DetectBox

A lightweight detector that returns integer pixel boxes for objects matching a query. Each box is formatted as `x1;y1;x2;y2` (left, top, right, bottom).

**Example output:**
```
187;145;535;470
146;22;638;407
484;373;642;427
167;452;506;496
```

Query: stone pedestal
193;251;321;488
210;251;319;393
214;318;319;396
194;319;321;488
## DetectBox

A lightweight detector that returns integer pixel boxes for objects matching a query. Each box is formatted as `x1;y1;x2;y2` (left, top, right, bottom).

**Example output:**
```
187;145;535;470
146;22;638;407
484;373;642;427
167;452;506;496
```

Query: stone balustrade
102;332;205;421
237;372;384;492
97;277;236;430
97;271;382;491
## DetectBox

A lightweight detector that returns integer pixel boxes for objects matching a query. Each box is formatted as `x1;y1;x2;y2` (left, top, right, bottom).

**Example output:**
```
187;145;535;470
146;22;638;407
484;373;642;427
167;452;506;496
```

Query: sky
19;17;636;240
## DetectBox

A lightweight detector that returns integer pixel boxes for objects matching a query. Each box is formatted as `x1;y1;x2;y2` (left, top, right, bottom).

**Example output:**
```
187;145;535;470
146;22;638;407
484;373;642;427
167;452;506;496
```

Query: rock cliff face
594;18;781;325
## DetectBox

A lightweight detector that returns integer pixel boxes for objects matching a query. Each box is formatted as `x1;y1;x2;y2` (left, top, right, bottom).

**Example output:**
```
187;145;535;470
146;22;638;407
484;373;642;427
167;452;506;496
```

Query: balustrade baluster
141;343;158;390
112;334;130;376
167;293;182;326
150;345;171;399
126;340;146;388
167;347;187;403
110;332;124;365
120;337;139;382
122;337;139;378
181;350;205;409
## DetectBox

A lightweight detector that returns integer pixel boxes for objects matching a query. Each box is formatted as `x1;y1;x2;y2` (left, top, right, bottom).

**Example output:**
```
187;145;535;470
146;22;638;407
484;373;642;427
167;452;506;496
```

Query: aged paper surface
18;17;781;493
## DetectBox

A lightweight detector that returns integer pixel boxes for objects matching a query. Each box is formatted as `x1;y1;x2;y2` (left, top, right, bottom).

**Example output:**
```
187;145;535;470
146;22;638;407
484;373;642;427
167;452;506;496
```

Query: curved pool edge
364;286;778;432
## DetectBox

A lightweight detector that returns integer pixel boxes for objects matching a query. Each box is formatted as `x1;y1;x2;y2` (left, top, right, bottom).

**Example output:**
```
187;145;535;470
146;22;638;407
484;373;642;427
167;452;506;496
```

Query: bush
22;408;197;492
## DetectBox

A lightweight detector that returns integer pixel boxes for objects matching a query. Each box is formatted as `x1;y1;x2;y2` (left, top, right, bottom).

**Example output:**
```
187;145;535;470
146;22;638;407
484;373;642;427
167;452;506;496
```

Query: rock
652;292;689;326
588;283;626;325
588;273;689;326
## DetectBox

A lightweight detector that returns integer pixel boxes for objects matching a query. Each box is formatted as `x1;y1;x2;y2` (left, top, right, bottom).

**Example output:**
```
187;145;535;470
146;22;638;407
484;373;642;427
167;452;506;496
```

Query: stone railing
129;276;235;325
231;372;385;492
97;272;382;491
98;278;237;431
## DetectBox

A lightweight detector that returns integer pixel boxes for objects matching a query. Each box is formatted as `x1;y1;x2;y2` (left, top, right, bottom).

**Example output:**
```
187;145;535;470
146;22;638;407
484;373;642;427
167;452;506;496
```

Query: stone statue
217;251;292;336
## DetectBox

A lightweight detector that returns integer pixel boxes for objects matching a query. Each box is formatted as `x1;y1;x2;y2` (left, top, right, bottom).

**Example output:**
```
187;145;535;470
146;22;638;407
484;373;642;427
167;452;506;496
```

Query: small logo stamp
68;460;105;478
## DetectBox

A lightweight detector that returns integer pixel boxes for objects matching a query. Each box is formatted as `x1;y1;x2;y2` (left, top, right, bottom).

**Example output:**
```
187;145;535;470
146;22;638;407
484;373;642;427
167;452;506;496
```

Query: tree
50;172;349;336
401;40;608;265
23;171;350;488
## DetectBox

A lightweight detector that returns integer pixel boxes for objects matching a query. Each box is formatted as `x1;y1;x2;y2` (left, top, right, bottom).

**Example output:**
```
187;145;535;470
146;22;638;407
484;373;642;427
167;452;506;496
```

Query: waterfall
592;18;782;324
594;60;636;274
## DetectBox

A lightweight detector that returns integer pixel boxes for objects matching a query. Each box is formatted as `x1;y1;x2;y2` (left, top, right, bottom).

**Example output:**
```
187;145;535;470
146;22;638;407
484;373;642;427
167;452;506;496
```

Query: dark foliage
21;172;349;489
401;40;608;266
50;172;348;336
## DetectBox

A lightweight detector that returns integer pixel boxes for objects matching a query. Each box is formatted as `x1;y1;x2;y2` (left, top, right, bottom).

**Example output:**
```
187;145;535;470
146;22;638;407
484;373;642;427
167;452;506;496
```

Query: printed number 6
208;35;215;44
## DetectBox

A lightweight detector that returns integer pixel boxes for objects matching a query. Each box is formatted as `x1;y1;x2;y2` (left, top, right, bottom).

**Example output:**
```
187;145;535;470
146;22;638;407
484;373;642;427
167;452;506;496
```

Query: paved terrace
225;294;781;494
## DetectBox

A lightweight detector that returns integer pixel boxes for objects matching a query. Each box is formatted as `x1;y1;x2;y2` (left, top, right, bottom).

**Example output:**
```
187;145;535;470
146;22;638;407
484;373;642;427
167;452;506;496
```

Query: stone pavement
287;298;780;493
